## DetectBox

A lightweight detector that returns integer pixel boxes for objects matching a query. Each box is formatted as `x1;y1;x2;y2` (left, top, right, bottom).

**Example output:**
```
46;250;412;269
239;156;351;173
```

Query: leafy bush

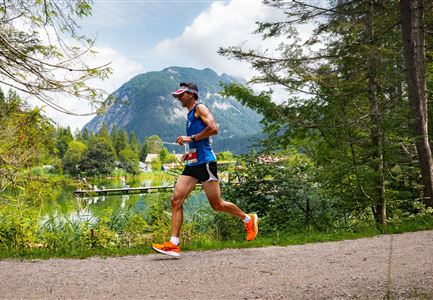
151;157;162;172
118;147;140;175
81;137;116;175
62;141;87;175
0;206;39;251
222;150;328;234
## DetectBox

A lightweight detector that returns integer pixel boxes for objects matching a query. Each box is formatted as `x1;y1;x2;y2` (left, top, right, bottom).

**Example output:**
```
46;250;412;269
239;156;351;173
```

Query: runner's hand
176;136;192;145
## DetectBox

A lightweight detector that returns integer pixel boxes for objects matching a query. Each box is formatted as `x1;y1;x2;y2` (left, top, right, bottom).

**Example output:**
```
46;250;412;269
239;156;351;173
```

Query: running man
151;82;258;257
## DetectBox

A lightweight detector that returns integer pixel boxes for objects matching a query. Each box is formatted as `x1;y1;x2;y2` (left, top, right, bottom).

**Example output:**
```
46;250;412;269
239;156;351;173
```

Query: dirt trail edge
1;230;432;299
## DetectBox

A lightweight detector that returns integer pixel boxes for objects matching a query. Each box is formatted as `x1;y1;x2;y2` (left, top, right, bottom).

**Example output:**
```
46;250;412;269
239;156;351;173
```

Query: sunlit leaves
0;0;111;115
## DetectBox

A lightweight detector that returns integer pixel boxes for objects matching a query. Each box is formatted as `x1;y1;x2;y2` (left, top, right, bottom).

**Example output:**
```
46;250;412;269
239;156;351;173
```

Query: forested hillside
84;67;263;154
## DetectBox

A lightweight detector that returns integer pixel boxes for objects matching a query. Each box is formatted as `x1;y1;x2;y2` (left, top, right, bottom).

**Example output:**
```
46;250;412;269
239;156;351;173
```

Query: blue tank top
185;104;216;166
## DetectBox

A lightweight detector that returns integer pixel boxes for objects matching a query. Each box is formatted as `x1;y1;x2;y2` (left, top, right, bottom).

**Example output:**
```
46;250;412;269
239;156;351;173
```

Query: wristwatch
191;134;196;141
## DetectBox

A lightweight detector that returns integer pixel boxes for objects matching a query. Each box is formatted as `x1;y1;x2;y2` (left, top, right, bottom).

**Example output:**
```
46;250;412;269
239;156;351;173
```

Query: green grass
2;214;432;260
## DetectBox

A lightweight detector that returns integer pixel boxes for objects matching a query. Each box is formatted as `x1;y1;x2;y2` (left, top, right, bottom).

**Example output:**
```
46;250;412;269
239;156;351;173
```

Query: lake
41;173;211;226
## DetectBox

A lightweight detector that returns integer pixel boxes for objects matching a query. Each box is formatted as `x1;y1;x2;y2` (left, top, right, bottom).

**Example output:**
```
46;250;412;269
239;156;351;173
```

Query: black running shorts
181;161;218;183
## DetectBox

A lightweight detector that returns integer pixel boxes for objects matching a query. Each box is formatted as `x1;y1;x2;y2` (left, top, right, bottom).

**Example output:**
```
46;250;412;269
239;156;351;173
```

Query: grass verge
1;215;432;260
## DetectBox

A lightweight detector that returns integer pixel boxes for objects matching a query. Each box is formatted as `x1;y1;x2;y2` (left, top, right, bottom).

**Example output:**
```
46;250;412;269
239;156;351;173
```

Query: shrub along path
0;230;432;299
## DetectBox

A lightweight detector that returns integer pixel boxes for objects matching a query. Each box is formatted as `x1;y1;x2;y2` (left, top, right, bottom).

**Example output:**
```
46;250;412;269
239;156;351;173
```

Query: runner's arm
176;104;218;145
192;104;218;141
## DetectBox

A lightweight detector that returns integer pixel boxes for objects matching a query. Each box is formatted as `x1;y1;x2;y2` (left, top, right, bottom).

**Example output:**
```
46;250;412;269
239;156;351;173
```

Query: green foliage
223;151;326;234
0;88;4;104
221;85;277;126
140;135;163;161
1;189;432;258
0;1;111;112
57;126;144;176
0;174;67;252
118;147;140;175
115;130;129;155
19;178;61;207
125;214;148;235
81;136;116;176
3;1;433;259
159;147;169;164
164;153;179;164
0;90;55;190
109;125;120;152
76;128;91;143
210;212;244;241
0;206;39;251
219;0;433;223
84;67;263;155
142;193;172;239
52;124;145;176
151;157;162;172
216;151;235;161
62;141;87;175
98;124;112;143
31;165;57;176
54;127;73;158
128;131;141;154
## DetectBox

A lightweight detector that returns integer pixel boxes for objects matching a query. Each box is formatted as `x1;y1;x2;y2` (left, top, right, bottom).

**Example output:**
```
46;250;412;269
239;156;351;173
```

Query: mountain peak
84;67;262;153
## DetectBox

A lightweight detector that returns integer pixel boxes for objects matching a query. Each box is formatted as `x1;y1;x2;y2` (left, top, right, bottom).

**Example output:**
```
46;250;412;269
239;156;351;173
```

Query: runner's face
178;92;192;107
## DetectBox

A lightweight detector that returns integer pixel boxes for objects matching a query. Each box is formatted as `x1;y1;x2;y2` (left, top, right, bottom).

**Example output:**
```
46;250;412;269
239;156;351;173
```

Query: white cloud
5;16;144;131
34;46;144;131
88;46;144;94
152;0;316;105
10;0;316;130
153;0;286;80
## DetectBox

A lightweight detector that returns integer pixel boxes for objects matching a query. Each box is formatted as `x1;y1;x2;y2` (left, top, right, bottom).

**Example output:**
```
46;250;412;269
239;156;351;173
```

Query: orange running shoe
151;241;181;257
245;213;258;241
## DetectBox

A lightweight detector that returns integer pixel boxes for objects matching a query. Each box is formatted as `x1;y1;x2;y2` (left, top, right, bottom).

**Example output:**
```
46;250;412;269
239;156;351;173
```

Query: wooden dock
73;184;202;196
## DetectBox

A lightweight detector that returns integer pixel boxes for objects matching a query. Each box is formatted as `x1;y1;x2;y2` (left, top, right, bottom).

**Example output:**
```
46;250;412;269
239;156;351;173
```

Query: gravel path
1;230;432;299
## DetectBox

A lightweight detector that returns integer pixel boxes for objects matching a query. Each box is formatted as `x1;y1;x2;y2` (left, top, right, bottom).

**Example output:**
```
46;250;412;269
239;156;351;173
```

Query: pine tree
55;127;74;158
400;0;433;207
129;131;141;155
116;130;129;155
219;0;433;222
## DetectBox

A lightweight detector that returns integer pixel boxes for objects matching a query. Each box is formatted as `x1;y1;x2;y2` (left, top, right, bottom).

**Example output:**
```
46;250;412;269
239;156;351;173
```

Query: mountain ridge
83;66;263;154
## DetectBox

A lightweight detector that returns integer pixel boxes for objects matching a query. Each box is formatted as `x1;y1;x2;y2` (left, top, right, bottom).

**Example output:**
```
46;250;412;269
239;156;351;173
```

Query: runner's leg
171;175;198;237
202;180;246;219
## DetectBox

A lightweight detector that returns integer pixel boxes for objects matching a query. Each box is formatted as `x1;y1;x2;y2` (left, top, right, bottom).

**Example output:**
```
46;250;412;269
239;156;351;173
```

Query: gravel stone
0;230;432;299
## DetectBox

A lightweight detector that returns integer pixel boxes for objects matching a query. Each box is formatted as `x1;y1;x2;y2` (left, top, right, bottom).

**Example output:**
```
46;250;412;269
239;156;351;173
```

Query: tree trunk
400;0;433;207
366;0;386;223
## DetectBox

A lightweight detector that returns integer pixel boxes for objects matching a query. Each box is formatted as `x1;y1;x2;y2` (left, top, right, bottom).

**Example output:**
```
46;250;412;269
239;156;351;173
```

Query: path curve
1;230;432;299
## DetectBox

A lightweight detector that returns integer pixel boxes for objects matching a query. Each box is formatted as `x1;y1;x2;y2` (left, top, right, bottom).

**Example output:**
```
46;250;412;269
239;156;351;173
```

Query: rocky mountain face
83;66;263;154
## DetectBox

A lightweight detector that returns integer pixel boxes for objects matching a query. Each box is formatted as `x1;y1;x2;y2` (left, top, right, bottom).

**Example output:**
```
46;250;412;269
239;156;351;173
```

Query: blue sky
80;0;219;62
46;0;288;129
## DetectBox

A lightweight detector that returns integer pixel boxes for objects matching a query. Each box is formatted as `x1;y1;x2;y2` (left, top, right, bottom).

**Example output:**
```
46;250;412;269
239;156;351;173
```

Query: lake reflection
42;175;210;226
